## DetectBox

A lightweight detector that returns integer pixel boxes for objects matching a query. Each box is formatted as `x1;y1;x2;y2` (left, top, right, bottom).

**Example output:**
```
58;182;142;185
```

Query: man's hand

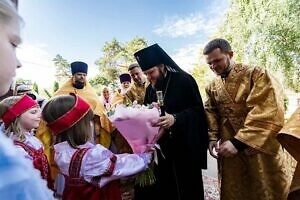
209;140;219;159
156;113;175;129
218;140;238;157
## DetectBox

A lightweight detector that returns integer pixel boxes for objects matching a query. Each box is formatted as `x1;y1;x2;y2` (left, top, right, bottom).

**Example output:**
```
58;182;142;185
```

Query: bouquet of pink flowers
107;103;160;186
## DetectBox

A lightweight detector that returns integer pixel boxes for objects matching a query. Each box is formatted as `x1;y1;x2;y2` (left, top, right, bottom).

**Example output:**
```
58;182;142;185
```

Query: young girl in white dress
0;94;53;190
42;93;151;200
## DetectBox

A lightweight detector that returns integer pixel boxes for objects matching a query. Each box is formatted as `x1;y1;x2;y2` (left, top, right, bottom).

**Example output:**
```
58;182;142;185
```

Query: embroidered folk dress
54;141;150;200
36;78;115;180
0;128;53;199
10;132;53;190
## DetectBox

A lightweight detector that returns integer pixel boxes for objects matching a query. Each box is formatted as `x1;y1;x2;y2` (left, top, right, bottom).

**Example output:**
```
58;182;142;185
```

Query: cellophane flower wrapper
107;104;160;187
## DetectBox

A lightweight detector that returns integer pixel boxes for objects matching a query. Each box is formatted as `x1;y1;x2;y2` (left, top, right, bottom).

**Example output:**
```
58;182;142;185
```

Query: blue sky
16;0;228;88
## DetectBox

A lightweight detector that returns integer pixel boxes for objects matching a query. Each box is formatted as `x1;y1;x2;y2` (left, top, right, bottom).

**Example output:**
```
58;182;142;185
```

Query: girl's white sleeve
82;144;151;188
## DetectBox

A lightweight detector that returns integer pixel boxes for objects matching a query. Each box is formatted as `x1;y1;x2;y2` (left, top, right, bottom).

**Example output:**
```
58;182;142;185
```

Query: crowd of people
0;0;299;200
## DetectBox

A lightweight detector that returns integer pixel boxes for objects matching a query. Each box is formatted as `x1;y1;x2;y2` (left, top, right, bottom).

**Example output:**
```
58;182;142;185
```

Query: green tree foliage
16;78;32;86
217;0;300;91
53;54;71;83
43;89;52;98
191;64;214;99
95;37;147;86
89;75;111;95
95;38;123;86
121;37;148;64
89;75;110;87
32;82;39;94
53;81;59;93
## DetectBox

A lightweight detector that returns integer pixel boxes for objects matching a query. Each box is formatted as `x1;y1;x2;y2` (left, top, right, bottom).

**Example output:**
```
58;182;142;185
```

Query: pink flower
108;104;160;153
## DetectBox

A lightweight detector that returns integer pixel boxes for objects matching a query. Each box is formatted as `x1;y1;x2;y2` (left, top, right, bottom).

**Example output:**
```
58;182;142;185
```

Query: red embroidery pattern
65;148;90;186
90;154;117;187
63;148;122;200
65;148;118;188
68;148;90;177
14;141;49;180
103;155;117;176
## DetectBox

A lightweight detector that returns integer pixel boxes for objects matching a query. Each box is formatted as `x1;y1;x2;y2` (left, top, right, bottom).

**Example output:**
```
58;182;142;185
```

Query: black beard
153;72;165;91
73;81;85;89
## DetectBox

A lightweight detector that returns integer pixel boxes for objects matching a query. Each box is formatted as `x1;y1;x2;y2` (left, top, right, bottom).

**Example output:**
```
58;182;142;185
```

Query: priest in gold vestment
278;106;300;200
36;61;114;181
111;73;132;107
204;39;293;200
126;63;148;105
110;65;148;200
111;64;149;154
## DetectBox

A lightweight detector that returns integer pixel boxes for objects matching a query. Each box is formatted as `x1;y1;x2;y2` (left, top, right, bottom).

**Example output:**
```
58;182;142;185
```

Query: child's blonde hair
0;96;26;141
0;0;21;26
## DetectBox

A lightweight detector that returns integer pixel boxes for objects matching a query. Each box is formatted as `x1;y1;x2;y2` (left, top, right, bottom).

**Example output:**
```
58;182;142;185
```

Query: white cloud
86;63;98;79
171;43;205;72
153;14;205;38
153;0;229;38
16;43;56;89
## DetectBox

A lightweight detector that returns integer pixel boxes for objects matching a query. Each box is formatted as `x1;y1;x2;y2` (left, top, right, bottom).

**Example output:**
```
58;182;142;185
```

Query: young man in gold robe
278;106;300;200
126;63;148;105
204;38;293;200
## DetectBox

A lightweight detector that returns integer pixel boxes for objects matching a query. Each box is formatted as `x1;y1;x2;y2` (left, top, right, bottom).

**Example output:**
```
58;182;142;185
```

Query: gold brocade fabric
288;164;300;200
111;89;127;107
278;106;300;199
125;81;148;105
111;129;132;154
218;147;293;200
36;120;58;180
36;78;114;180
110;89;132;154
278;106;300;161
205;64;294;199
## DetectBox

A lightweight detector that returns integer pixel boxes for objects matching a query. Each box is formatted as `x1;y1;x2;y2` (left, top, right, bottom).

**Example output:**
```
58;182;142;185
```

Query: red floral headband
47;94;91;135
2;95;38;128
